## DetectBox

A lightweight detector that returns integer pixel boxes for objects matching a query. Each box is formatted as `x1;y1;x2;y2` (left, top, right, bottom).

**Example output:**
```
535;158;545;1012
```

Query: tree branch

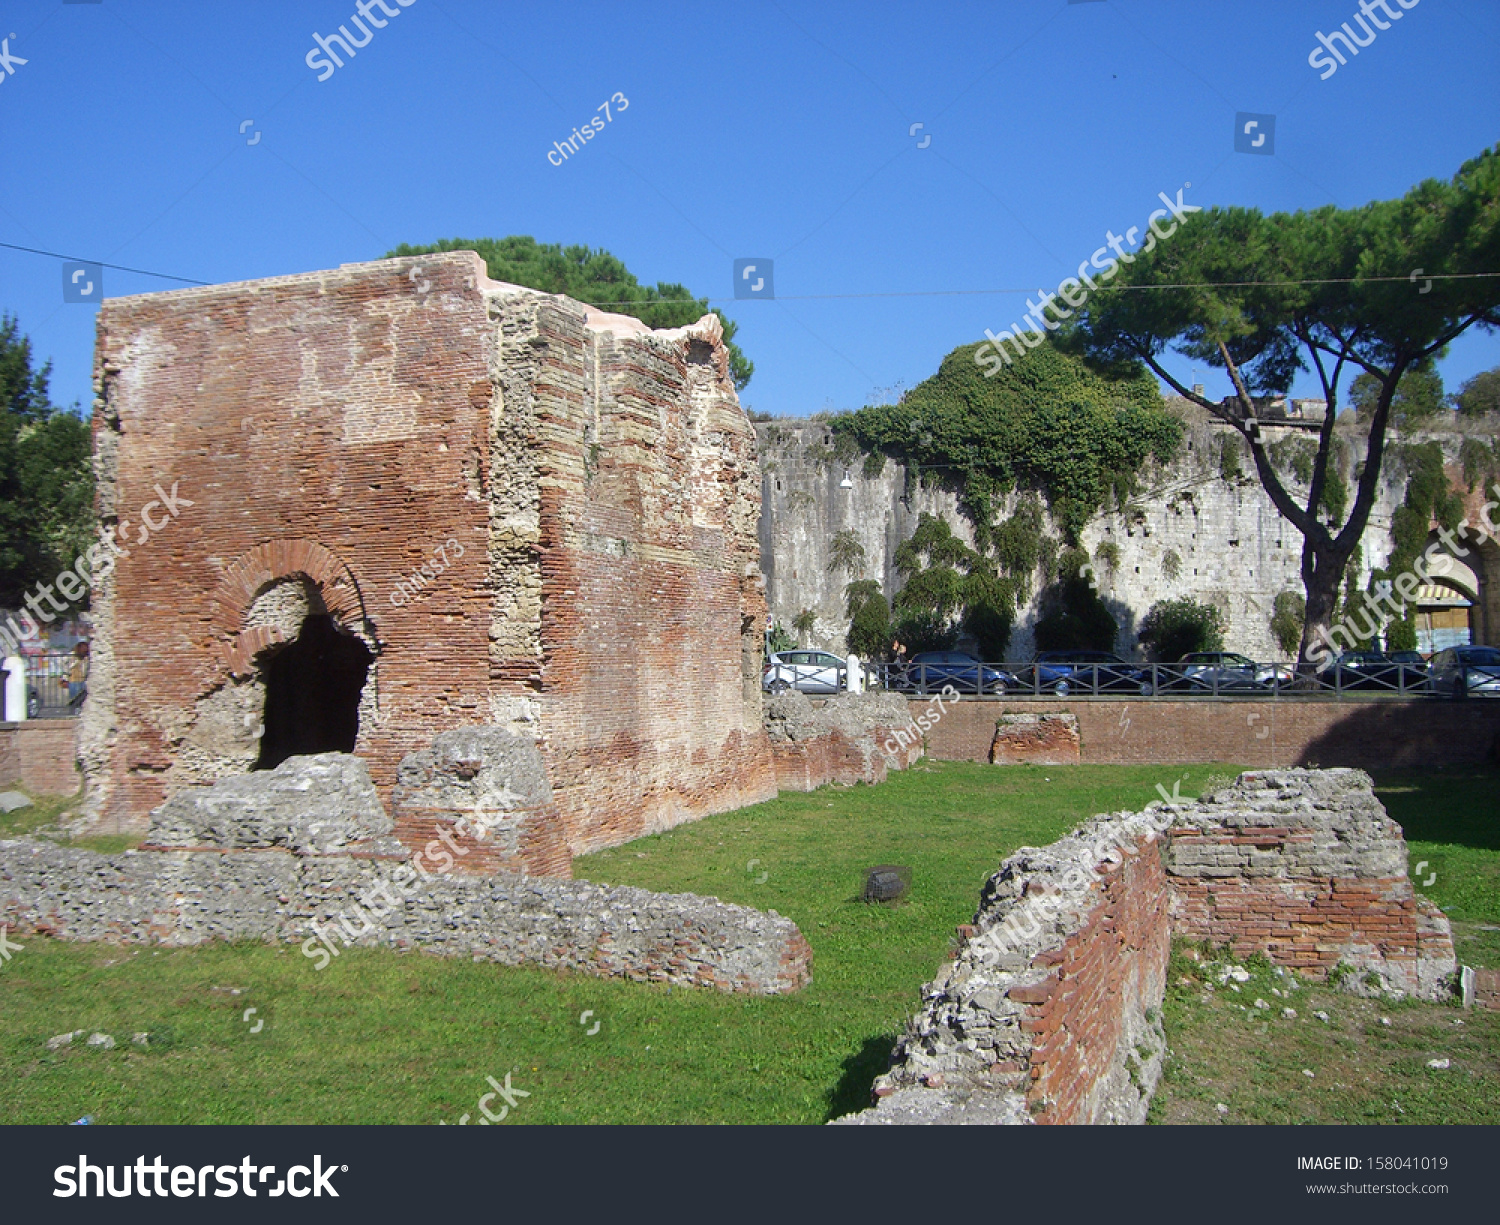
1214;340;1323;544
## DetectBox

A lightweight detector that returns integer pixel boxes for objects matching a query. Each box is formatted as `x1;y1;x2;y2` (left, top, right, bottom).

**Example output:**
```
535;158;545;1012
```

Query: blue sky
2;0;1498;417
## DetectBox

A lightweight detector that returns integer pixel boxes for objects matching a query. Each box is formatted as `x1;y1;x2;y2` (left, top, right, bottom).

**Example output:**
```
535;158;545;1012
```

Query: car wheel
26;692;40;719
1138;679;1155;696
769;679;790;695
987;680;1006;696
1052;680;1070;697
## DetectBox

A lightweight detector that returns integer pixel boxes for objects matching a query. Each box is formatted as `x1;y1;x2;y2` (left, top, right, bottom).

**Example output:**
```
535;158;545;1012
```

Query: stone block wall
1;752;810;995
839;769;1456;1125
81;252;775;866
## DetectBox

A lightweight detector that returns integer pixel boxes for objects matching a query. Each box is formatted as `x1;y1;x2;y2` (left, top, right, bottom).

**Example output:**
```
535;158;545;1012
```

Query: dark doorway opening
255;614;374;770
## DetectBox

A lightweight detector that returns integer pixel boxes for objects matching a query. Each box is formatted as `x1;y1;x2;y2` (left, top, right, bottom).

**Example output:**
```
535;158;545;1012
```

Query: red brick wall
919;698;1500;769
1017;840;1170;1125
1169;851;1455;990
523;300;775;854
0;719;80;796
85;253;776;866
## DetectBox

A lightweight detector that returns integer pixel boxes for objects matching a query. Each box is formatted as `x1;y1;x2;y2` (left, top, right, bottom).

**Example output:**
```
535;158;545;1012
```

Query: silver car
1428;645;1500;699
763;650;847;694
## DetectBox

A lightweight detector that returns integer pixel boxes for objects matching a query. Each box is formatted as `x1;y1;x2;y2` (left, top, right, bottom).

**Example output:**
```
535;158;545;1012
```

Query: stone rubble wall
1;751;810;995
837;768;1455;1125
763;691;923;791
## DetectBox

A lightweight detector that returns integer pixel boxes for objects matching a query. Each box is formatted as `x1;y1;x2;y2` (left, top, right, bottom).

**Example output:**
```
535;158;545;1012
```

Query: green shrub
1139;598;1226;661
1270;591;1305;658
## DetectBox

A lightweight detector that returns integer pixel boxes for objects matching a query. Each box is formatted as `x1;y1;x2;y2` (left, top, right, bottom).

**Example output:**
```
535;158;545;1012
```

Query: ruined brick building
78;251;778;874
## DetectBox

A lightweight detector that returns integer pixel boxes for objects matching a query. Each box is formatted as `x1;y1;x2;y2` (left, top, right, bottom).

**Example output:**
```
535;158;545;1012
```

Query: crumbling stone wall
1;751;810;995
838;768;1455;1125
988;712;1081;765
1165;769;1455;998
763;691;923;790
81;252;774;865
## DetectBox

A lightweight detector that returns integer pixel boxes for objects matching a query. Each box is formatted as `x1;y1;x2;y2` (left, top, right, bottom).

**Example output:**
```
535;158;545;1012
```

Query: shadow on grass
824;1032;898;1122
1370;766;1500;852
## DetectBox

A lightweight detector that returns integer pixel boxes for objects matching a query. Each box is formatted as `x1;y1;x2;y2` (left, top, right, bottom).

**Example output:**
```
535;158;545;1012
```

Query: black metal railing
846;657;1483;700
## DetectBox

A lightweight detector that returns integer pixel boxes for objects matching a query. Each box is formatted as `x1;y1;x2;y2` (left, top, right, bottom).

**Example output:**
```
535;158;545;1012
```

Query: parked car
1327;650;1430;693
1172;651;1275;692
763;650;847;695
894;651;1017;695
1026;650;1153;696
1428;645;1500;699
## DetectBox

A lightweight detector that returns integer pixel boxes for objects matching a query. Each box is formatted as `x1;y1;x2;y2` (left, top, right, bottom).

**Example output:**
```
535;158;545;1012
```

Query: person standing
67;641;90;706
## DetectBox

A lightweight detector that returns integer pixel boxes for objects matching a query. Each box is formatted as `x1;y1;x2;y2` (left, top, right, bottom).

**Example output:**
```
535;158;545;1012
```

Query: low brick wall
0;719;81;796
989;712;1081;765
839;809;1172;1126
917;698;1500;770
838;768;1457;1126
1;748;811;996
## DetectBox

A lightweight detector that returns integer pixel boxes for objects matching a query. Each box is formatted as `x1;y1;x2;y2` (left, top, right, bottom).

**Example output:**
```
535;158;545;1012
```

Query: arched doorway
255;614;374;770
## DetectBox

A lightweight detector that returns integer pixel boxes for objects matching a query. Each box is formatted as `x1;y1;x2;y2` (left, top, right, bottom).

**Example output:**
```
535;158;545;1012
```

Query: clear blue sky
3;0;1498;417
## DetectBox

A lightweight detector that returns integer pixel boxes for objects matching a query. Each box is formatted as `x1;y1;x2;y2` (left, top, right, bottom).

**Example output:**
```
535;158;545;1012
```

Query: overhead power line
0;241;209;286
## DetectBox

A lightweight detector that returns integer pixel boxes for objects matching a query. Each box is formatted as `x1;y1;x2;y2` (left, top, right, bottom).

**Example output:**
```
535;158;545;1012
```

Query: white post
846;653;863;694
4;656;26;722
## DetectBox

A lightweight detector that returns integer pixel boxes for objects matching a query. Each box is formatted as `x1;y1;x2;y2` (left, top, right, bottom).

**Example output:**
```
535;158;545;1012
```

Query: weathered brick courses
79;253;776;868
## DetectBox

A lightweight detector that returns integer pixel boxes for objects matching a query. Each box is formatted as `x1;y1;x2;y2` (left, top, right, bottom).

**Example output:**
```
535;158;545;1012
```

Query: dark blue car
895;651;1016;695
1027;650;1154;696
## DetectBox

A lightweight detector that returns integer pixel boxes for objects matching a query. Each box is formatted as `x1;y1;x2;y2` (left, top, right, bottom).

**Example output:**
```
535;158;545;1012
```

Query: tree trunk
1296;537;1352;673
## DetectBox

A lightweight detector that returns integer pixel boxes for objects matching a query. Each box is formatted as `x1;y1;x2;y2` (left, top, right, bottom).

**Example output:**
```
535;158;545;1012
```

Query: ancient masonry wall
757;417;1498;660
0;751;811;995
763;691;924;792
80;252;775;866
0;719;82;795
838;769;1455;1125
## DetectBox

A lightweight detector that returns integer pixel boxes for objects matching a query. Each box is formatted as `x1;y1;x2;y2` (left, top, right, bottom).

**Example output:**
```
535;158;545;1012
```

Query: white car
763;650;846;694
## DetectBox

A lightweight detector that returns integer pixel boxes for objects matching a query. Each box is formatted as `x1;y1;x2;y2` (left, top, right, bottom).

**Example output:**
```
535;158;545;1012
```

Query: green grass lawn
0;761;1493;1125
0;762;1219;1125
1150;766;1500;1125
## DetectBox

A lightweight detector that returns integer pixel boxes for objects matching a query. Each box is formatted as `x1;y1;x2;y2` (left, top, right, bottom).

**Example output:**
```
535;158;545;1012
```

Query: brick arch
212;540;370;678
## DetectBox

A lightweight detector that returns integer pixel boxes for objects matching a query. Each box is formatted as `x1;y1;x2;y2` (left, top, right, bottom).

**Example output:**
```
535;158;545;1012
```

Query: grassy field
0;762;1493;1125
